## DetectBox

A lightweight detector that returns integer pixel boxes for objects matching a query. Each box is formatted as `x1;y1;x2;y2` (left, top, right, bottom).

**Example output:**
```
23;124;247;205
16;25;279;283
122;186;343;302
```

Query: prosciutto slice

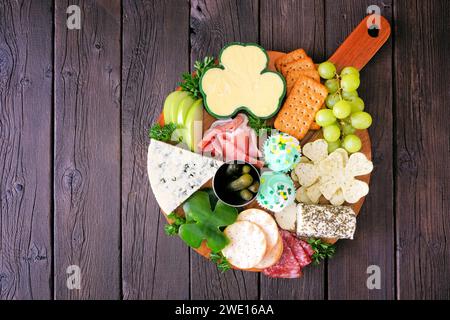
199;114;263;168
199;114;246;150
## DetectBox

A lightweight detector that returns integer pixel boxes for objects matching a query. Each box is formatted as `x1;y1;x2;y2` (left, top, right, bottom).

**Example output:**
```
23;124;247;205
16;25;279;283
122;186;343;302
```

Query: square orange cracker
274;75;328;140
280;57;315;77
310;121;321;130
285;69;320;94
275;48;307;72
310;103;327;130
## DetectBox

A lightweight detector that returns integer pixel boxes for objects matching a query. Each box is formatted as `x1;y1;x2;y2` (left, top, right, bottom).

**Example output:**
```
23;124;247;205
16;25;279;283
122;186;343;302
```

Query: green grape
341;122;356;135
318;61;336;80
327;140;341;153
342;116;352;124
323;124;341;142
341;74;360;92
342;134;362;153
325;93;341;108
315;109;336;127
350;111;372;129
340;66;360;78
324;79;339;94
333;100;352;119
342;90;358;100
349;97;365;112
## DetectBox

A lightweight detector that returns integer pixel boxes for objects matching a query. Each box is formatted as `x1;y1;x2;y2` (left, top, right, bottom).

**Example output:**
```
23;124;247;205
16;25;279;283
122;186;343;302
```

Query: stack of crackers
274;49;328;140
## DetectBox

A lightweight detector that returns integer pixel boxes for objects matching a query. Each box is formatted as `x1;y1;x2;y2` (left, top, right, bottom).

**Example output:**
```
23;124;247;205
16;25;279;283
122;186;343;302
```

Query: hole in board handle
368;25;380;38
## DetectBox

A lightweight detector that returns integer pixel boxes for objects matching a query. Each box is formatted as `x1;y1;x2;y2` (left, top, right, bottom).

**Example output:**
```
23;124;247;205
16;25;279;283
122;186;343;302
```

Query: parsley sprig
209;252;232;273
179;56;215;99
307;238;336;265
247;114;273;136
149;123;178;142
164;213;186;236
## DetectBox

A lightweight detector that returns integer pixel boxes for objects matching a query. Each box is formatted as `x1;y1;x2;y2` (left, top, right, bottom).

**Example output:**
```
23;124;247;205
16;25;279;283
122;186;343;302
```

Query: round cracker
222;221;267;269
253;235;283;269
237;209;280;251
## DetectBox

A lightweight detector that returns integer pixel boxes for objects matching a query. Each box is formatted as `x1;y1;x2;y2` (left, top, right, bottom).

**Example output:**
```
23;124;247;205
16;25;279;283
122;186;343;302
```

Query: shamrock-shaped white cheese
294;139;373;205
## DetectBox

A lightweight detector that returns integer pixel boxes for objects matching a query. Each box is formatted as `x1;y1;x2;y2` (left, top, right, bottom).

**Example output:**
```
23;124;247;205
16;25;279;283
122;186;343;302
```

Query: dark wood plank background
0;0;448;300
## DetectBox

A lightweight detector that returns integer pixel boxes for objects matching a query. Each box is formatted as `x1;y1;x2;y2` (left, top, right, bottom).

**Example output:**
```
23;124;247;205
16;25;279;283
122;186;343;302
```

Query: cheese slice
147;140;223;213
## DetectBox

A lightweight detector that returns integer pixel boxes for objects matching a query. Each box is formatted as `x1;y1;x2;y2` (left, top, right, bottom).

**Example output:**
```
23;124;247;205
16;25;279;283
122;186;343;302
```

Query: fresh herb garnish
307;238;336;265
247;114;273;135
149;123;178;142
164;212;186;236
209;252;232;273
179;56;215;98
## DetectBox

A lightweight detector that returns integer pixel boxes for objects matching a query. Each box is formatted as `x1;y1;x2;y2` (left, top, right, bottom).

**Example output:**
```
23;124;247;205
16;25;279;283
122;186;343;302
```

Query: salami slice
263;234;302;278
298;239;315;257
281;231;312;268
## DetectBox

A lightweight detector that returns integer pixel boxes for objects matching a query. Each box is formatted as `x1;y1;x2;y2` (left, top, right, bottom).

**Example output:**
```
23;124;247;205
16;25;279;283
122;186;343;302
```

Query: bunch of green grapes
315;61;373;153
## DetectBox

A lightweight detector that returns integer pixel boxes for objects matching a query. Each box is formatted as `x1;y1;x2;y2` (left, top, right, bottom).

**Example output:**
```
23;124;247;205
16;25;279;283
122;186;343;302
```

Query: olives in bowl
212;161;260;207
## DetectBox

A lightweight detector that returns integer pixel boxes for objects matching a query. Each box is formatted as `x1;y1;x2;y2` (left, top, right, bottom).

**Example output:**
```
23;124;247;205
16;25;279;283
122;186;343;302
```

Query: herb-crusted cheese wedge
147;140;223;213
200;43;286;119
297;203;357;239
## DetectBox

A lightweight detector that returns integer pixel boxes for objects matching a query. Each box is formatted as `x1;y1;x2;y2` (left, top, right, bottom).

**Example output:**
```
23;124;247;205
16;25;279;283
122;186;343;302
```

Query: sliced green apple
176;95;196;125
163;91;189;124
184;99;203;152
170;127;185;143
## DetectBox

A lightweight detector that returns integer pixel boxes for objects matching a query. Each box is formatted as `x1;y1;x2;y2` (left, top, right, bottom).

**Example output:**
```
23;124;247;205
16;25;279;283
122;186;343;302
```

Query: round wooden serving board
153;16;391;270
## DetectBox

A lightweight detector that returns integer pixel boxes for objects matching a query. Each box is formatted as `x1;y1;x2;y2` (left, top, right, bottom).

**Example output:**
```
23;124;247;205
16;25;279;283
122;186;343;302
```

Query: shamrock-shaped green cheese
180;191;238;253
200;43;286;119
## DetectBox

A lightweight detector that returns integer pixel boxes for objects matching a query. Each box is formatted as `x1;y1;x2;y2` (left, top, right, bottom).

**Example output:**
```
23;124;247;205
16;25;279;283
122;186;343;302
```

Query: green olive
239;189;253;201
227;173;254;191
248;181;260;193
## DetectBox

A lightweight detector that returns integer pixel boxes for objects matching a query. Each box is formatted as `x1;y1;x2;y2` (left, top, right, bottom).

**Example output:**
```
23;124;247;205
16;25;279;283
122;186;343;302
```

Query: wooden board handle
328;15;391;71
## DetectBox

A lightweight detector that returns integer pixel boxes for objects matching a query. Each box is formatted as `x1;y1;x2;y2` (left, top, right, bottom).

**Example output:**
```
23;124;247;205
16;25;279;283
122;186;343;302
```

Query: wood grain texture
0;0;53;300
259;0;326;300
394;0;450;299
0;0;445;300
189;0;259;300
54;0;121;299
122;0;190;300
325;0;394;300
260;0;325;62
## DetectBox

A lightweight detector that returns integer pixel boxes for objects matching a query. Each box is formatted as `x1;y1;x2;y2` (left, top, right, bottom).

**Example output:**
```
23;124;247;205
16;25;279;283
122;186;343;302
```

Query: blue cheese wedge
297;203;356;239
147;140;223;213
